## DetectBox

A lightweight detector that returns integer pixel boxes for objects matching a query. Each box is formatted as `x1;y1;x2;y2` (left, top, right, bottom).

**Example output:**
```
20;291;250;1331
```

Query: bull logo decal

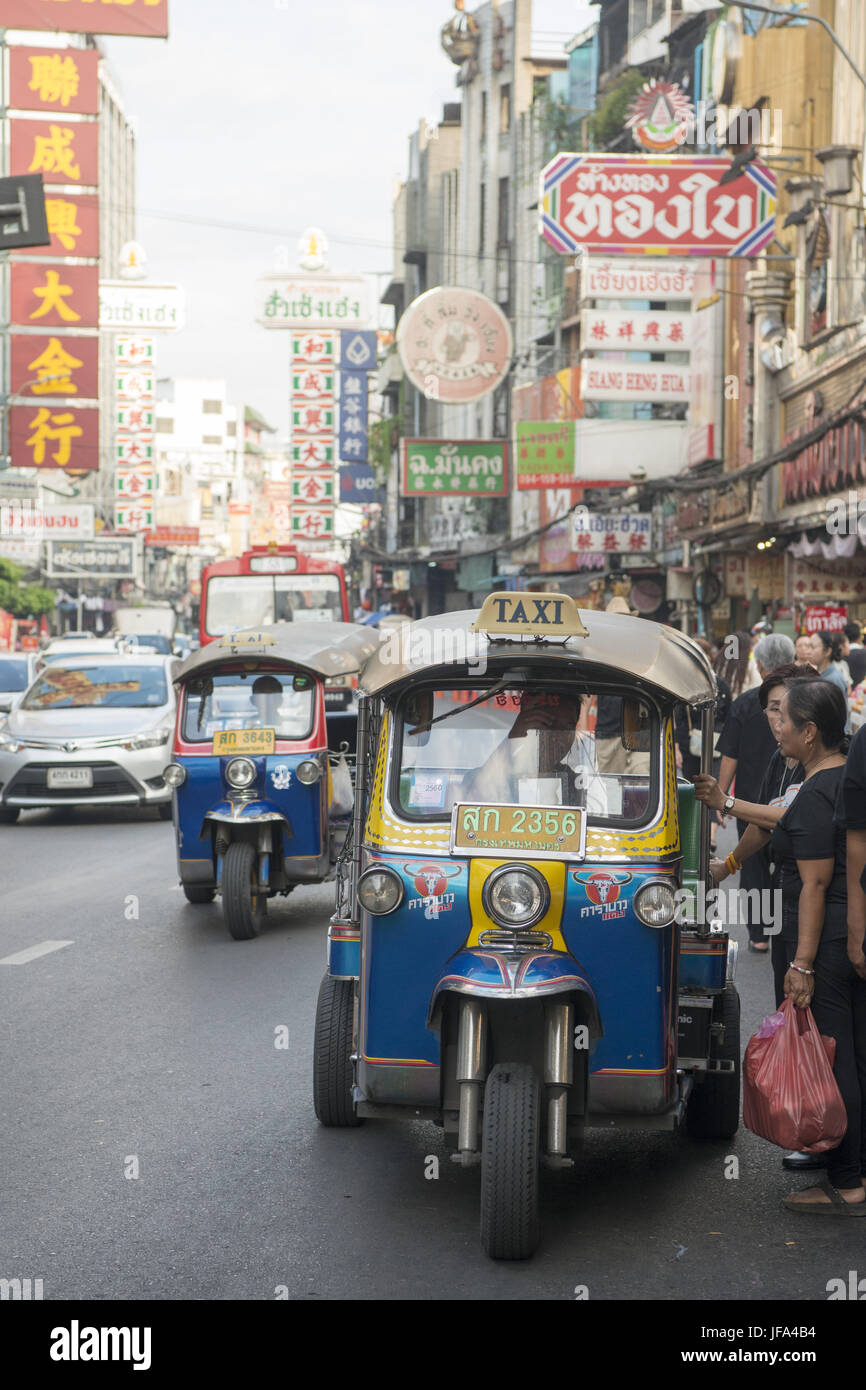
572;870;632;905
403;861;462;921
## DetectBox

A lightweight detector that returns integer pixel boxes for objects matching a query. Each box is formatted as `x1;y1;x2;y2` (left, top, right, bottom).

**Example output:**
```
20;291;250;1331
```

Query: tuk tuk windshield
396;685;656;824
181;668;315;742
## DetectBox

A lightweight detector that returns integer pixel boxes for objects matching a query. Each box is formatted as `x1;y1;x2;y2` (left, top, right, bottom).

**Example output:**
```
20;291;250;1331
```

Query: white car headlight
634;881;676;928
225;757;257;790
483;865;549;929
0;730;23;753
124;723;173;751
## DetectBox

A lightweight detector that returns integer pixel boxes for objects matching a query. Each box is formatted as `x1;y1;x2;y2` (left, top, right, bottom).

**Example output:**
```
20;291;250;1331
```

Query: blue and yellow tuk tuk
164;623;377;940
313;593;739;1258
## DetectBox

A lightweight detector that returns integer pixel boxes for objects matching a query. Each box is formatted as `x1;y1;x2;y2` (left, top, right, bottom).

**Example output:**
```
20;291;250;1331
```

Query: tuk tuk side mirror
621;698;651;752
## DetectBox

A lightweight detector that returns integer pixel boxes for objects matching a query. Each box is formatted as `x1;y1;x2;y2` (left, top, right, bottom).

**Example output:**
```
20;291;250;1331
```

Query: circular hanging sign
396;286;513;405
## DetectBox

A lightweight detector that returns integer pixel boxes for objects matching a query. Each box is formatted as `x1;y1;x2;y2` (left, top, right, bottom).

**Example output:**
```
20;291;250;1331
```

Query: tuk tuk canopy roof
360;608;715;705
174;622;380;685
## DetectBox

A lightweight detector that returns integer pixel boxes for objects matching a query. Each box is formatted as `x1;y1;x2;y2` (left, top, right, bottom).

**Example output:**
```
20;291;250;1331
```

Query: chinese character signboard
114;336;155;531
292;439;334;470
115;505;154;532
257;275;369;329
292;402;334;436
339;369;368;462
401;440;509;497
3;0;169;38
11;333;99;399
540;154;776;257
292;473;334;505
11;264;99;328
291;506;334;539
9;46;100;114
28;193;99;258
515;422;576;490
292;333;336;365
581;308;692;351
146;527;199;547
9;405;98;471
396;286;513;404
570;510;652;554
11;119;99;187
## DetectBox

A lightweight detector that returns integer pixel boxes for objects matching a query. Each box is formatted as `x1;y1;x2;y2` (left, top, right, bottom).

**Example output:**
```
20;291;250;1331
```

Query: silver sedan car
0;654;178;824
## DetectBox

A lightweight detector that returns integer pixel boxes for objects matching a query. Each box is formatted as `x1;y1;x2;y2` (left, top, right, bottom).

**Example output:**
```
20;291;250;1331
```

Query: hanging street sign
100;282;185;332
257;274;369;329
292;473;335;504
291;332;336;364
540;153;776;257
292;439;334;470
340;330;378;371
581;307;693;351
339;368;368;463
401;439;509;497
291;506;335;539
396;286;513;404
581;256;698;299
581;362;691;402
339;464;385;505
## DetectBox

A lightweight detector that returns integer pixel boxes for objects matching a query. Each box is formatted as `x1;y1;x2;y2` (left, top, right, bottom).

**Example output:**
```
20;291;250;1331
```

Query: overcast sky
104;0;596;434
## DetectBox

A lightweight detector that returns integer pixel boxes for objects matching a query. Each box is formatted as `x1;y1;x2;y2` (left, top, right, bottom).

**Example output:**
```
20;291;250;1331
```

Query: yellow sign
452;802;586;858
213;728;275;755
218;630;275;649
472;591;589;639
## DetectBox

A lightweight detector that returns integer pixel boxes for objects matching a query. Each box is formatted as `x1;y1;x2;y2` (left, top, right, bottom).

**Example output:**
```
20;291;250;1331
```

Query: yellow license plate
451;803;586;858
213;727;275;755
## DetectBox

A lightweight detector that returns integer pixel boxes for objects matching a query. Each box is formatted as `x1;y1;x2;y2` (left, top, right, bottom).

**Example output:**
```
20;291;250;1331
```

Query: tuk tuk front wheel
480;1063;541;1260
313;974;362;1127
182;882;215;905
222;840;267;941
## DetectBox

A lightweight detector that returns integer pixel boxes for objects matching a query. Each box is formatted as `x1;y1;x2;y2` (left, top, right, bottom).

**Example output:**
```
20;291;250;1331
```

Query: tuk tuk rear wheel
182;883;215;905
222;841;267;941
480;1063;541;1260
686;984;741;1141
313;974;361;1127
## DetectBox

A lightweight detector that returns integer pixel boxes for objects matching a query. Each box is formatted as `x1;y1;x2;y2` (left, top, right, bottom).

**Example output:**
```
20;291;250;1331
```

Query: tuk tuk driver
462;691;609;813
249;674;283;728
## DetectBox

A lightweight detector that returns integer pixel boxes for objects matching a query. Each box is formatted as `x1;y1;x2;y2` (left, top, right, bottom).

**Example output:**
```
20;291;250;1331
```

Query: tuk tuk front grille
6;762;140;799
478;928;553;951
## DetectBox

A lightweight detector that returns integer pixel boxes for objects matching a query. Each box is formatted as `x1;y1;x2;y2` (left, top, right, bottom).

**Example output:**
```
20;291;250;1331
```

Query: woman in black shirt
770;680;865;1213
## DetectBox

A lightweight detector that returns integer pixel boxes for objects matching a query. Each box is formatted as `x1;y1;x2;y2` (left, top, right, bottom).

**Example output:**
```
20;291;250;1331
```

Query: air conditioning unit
667;568;695;602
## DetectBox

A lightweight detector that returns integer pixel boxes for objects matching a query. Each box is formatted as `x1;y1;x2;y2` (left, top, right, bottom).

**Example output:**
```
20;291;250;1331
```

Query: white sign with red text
581;308;693;351
581;362;691;402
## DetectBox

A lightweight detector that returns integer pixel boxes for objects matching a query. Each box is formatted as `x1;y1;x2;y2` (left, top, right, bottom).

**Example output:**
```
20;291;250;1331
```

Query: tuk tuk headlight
483;864;549;929
634;881;676;928
296;759;322;785
357;867;404;915
225;756;257;790
163;763;187;788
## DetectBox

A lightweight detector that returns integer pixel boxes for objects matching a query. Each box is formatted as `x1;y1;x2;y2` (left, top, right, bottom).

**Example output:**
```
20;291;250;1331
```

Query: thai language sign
257;275;369;329
3;0;169;38
401;440;509;497
570;510;652;554
99;283;185;332
581;363;690;402
541;154;776;257
396;286;513;405
45;538;137;577
515;422;575;490
0;502;94;539
581;256;698;298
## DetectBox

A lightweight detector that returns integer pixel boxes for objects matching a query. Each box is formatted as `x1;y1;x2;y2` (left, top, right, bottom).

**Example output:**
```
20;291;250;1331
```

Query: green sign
515;421;576;490
401;439;508;497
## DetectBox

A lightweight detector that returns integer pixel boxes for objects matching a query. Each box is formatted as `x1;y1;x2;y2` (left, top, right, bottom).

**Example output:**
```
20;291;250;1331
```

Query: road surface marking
0;940;73;965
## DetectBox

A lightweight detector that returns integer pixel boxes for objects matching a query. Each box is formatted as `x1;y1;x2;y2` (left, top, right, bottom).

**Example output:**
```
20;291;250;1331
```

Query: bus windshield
205;573;343;635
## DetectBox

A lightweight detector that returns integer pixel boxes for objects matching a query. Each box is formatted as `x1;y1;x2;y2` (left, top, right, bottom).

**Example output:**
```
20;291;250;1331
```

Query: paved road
0;809;860;1302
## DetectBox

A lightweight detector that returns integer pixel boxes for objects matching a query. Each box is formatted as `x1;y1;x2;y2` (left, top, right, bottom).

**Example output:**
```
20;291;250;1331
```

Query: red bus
199;545;351;646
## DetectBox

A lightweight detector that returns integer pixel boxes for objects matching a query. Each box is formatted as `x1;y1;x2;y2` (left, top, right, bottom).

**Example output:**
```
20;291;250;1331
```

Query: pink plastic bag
743;998;847;1153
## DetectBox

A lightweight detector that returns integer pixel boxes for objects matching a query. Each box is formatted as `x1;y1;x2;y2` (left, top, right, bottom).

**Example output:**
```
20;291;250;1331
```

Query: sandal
783;1176;866;1216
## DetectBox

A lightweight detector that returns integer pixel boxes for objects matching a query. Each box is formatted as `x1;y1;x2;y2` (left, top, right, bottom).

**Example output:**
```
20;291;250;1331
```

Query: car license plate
47;767;93;789
213;727;275;755
451;802;586;859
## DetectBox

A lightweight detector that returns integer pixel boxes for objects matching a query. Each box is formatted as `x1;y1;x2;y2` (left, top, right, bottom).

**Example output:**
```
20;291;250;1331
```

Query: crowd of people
686;622;866;1216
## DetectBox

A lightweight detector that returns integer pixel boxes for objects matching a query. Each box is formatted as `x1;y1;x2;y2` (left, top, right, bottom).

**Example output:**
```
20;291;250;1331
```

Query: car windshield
205;574;342;634
22;664;168;710
0;659;28;692
124;634;172;654
181;668;315;742
396;685;656;825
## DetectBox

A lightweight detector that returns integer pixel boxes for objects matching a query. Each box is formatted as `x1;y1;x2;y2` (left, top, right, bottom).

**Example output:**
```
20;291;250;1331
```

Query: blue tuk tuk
313;593;740;1258
164;623;377;940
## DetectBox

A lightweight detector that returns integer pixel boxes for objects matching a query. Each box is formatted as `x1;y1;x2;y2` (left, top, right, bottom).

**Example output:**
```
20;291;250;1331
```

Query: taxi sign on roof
472;591;589;639
219;630;276;649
